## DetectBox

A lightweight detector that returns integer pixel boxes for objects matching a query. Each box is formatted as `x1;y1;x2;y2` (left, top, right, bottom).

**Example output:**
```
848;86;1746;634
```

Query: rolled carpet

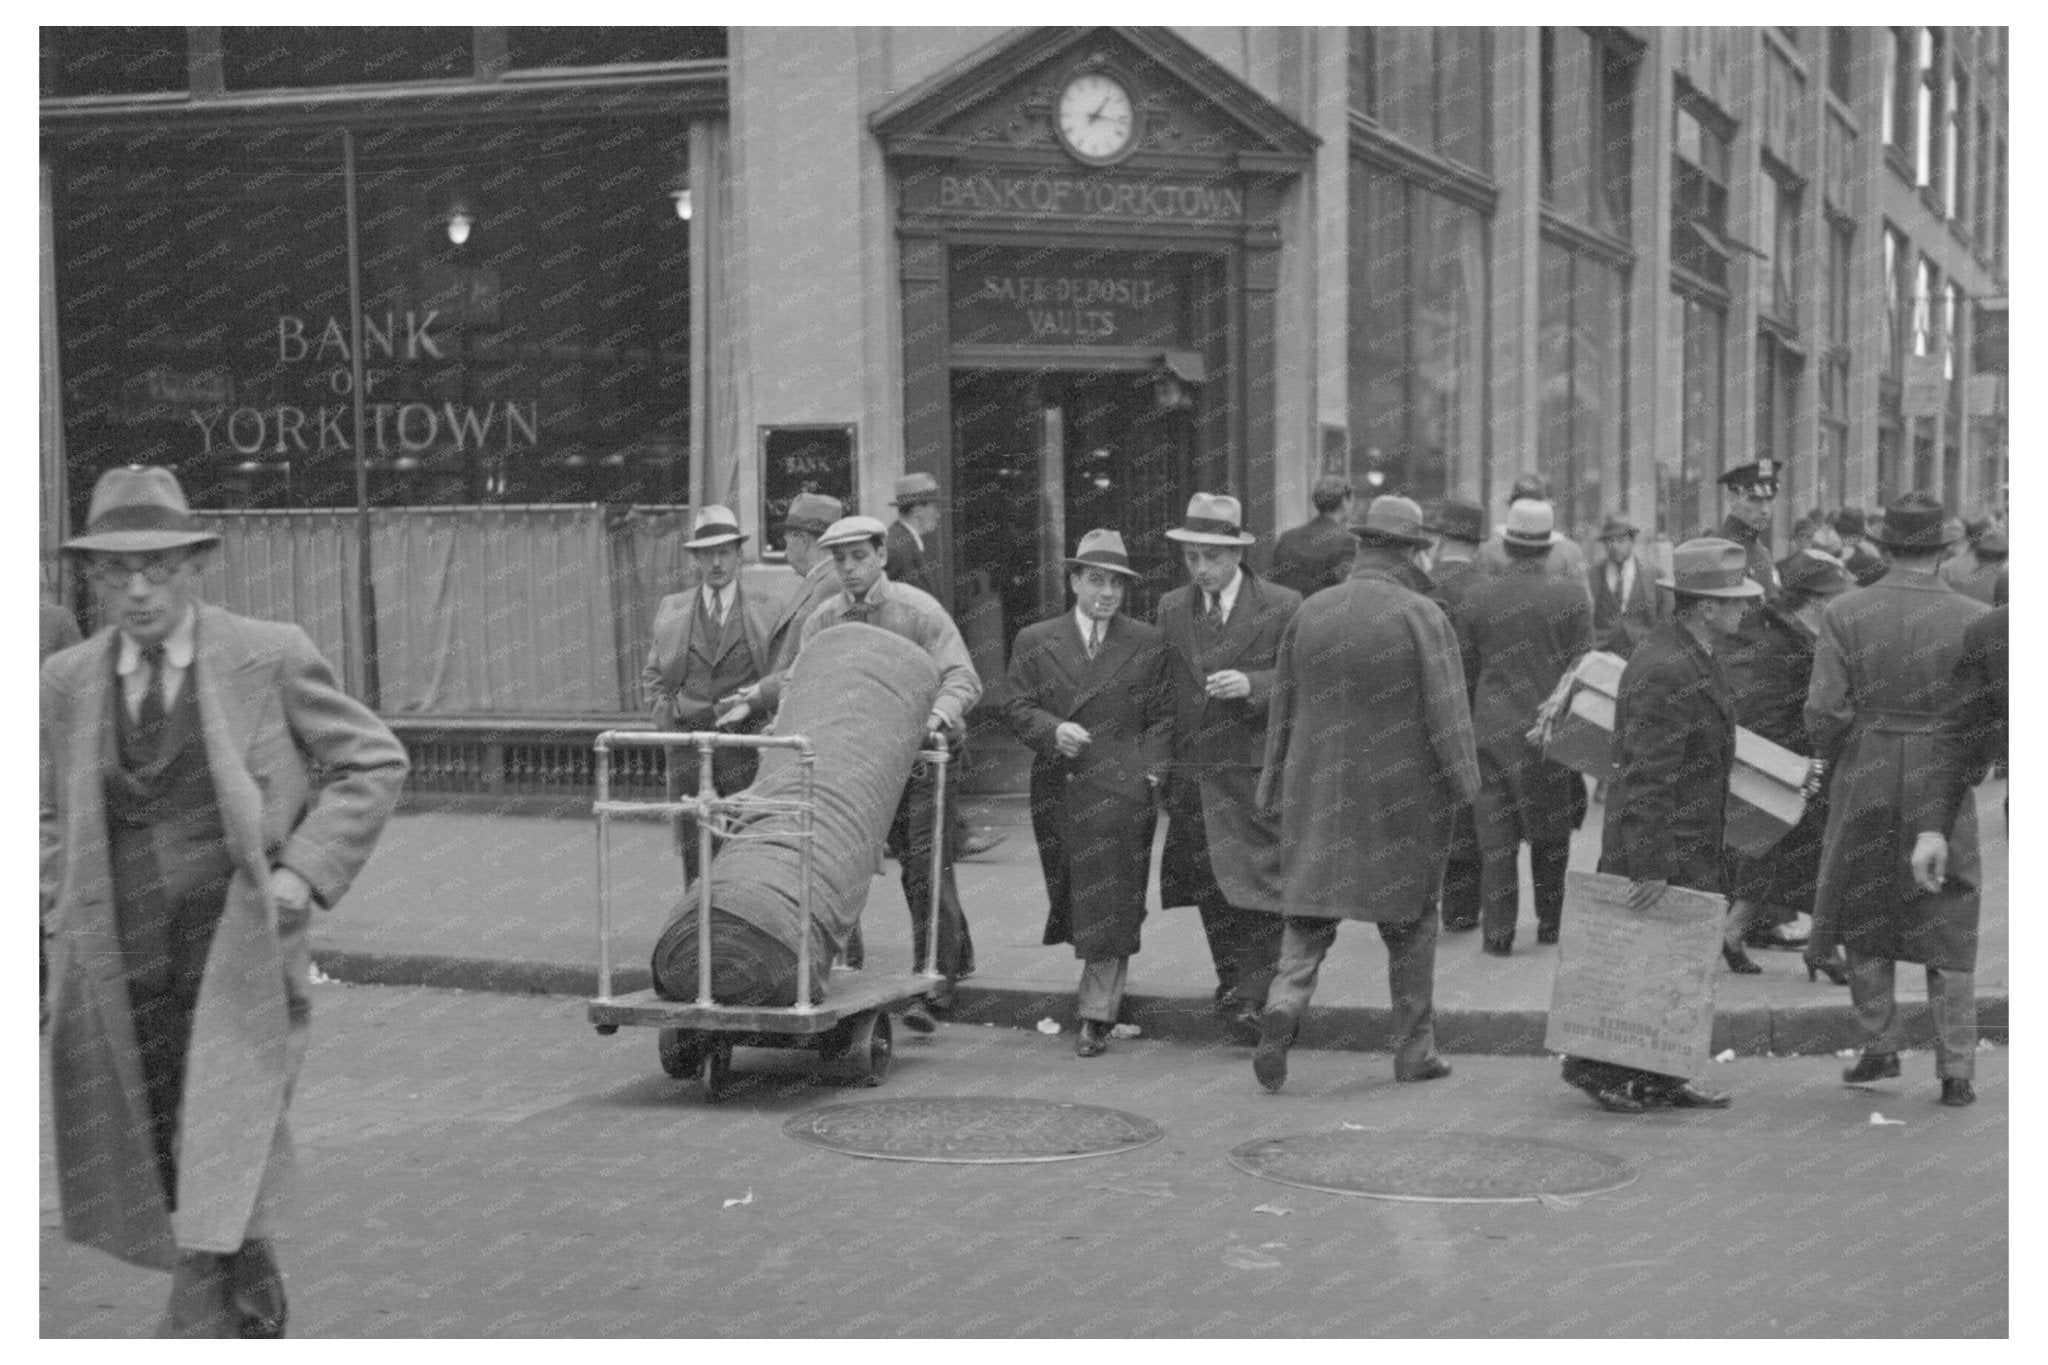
651;623;942;1005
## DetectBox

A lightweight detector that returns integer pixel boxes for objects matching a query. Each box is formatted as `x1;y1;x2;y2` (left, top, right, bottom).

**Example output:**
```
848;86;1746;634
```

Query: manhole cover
785;1097;1164;1164
1230;1131;1637;1204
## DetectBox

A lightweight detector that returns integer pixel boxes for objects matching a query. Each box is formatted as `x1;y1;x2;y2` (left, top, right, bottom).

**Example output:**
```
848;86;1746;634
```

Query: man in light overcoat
42;466;407;1335
1154;493;1300;1038
1252;496;1481;1092
1003;530;1174;1056
1808;493;1990;1106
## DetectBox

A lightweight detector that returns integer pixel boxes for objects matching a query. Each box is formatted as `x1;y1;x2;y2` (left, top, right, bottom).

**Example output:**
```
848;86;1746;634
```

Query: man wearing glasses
42;466;407;1336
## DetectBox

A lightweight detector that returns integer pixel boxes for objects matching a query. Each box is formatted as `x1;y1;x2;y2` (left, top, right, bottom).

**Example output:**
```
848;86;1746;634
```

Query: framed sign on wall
758;424;857;558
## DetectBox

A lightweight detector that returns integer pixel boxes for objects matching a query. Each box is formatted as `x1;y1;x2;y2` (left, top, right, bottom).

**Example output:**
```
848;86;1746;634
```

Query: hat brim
1164;527;1255;547
682;531;748;550
1656;576;1765;599
1063;557;1142;579
1870;532;1958;552
890;494;940;509
1502;533;1561;553
63;528;221;554
1350;526;1433;548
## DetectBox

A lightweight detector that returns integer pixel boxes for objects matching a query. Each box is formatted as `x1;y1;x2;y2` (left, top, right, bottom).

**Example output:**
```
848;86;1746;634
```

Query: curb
312;948;2008;1057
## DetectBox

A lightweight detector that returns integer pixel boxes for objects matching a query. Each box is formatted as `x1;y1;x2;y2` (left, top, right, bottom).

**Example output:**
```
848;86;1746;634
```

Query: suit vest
102;649;224;838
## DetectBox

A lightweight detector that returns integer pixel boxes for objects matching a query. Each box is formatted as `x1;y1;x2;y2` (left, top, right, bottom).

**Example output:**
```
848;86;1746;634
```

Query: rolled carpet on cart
650;623;942;1005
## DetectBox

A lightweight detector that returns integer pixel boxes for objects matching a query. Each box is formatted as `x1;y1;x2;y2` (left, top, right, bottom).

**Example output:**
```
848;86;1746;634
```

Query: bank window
1671;293;1725;536
1348;163;1487;503
1538;239;1627;537
221;27;473;90
1540;29;1639;239
51;118;694;517
1672;97;1732;290
1361;28;1490;174
504;27;727;69
40;27;188;99
1758;166;1800;330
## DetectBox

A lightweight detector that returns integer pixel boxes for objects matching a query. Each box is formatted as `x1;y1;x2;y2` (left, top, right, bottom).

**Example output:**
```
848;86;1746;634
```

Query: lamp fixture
670;188;693;221
447;210;475;245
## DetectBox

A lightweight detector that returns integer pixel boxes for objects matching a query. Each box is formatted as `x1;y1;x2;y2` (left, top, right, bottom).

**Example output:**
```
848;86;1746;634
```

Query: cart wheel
699;1040;735;1101
595;1024;619;1036
658;1028;707;1080
841;1010;892;1087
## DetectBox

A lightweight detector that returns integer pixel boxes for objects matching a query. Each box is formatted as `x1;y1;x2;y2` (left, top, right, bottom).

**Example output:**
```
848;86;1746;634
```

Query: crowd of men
39;460;2007;1333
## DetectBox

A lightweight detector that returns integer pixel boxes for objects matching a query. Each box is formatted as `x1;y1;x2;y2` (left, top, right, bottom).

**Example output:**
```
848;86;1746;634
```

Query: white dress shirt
1073;606;1108;655
701;583;734;624
116;606;197;721
1202;567;1245;621
1605;556;1637;606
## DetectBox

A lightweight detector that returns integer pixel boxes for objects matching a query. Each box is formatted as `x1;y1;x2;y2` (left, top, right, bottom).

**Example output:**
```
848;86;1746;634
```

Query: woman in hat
1002;531;1175;1056
1721;553;1856;980
1562;537;1756;1113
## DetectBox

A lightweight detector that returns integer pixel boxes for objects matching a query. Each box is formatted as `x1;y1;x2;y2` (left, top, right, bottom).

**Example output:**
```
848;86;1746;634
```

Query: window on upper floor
220;27;474;90
504;27;727;69
1826;218;1853;352
1914;28;1942;190
1353;27;1490;174
1540;27;1641;239
1882;224;1908;374
1758;166;1800;330
1913;254;1937;359
1826;27;1854;104
40;27;188;98
1883;28;1913;156
1671;96;1733;290
1945;71;1966;221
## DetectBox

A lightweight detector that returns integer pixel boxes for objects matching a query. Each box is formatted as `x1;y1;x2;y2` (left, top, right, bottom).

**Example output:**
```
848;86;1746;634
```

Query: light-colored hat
1349;495;1433;548
63;466;222;555
778;492;845;537
1656;537;1764;599
1064;529;1141;579
682;504;747;549
890;472;942;508
815;514;890;550
1164;492;1256;546
1502;500;1561;551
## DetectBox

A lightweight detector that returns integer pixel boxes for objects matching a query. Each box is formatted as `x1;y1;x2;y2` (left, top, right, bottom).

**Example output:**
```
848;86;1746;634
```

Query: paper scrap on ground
1110;1023;1142;1039
1087;1182;1174;1199
1869;1113;1906;1127
1714;1049;1736;1063
723;1189;755;1208
1252;1203;1292;1216
1221;1246;1282;1270
1537;1193;1583;1211
1036;1018;1061;1035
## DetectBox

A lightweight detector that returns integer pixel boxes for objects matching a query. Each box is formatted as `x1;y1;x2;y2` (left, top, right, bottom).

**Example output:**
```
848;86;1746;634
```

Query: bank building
39;26;2008;796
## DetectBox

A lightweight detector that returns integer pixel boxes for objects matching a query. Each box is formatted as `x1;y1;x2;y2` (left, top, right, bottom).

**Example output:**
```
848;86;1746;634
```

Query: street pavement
312;780;2009;1055
40;983;2007;1338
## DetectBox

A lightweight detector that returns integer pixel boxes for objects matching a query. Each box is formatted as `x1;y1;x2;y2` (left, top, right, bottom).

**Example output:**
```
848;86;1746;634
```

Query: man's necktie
1085;621;1101;659
842;601;874;625
1203;593;1222;626
1609;566;1621;599
135;642;167;757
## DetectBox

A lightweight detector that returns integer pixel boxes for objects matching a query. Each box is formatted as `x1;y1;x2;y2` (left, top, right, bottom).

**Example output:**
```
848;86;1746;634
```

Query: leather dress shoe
956;830;1003;860
1940;1077;1976;1107
1252;1009;1297;1093
1481;940;1513;957
1843;1051;1902;1084
1075;1020;1109;1058
1590;1084;1647;1114
898;1001;938;1035
229;1239;287;1339
1659;1080;1732;1109
1398;1058;1453;1083
1228;1002;1264;1045
1535;926;1559;946
1441;918;1478;933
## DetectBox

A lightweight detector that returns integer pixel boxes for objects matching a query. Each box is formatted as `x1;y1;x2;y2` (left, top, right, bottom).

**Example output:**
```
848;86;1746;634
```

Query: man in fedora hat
1477;473;1591;585
1252;495;1481;1091
794;514;983;1028
1269;475;1356;598
1589;513;1666;659
1560;537;1751;1114
1807;493;1990;1107
42;466;407;1334
1155;492;1298;1037
1721;552;1856;971
715;491;846;724
1426;498;1488;932
1833;507;1888;588
885;471;943;597
1456;500;1594;955
1002;530;1175;1057
1712;460;1783;600
641;505;781;882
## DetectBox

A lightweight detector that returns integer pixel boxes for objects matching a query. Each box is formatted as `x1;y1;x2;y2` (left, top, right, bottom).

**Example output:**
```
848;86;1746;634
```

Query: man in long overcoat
1003;530;1174;1057
1563;538;1751;1114
1268;475;1355;598
1457;500;1594;954
1808;494;1990;1106
1154;493;1299;1038
42;467;407;1335
1252;496;1481;1092
642;505;781;881
1912;602;2007;913
1426;498;1487;931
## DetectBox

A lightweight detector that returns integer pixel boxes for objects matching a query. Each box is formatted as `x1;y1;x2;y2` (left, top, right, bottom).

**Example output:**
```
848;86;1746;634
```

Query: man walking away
1268;475;1355;598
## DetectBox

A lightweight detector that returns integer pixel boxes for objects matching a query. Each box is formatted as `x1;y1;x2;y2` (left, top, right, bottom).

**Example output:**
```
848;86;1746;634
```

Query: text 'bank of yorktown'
39;26;2008;796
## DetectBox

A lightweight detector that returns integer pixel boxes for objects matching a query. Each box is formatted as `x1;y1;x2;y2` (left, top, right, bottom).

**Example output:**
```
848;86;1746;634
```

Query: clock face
1057;72;1137;164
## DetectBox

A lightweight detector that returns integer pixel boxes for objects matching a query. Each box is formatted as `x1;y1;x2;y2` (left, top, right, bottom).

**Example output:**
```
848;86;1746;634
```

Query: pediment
872;27;1316;174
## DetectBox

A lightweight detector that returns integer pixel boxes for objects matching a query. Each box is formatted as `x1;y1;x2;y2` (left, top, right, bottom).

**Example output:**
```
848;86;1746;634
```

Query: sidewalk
316;782;2008;1058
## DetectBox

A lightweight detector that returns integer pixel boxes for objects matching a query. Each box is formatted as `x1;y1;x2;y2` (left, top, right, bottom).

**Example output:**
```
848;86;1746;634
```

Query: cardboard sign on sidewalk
1544;870;1724;1081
